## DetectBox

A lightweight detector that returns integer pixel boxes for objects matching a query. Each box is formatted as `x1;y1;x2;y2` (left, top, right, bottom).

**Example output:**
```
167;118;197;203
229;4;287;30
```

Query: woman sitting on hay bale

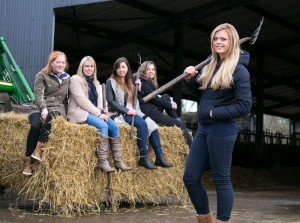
138;60;192;147
23;51;70;176
67;56;130;173
106;57;172;170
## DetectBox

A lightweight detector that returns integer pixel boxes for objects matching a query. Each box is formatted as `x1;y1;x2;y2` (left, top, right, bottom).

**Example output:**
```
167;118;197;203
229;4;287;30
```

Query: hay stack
0;112;189;216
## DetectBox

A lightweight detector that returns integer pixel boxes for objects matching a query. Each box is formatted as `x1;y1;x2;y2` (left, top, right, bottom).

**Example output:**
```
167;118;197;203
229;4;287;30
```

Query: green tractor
0;37;34;112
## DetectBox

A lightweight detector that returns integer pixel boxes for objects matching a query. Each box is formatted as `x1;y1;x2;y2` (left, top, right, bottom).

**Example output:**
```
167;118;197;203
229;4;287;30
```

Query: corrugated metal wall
0;0;107;88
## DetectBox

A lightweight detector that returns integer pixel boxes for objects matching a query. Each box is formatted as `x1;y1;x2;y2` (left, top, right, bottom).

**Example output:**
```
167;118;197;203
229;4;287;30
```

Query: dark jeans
149;94;192;147
183;125;237;221
124;115;163;157
152;114;192;147
25;111;61;156
158;94;178;118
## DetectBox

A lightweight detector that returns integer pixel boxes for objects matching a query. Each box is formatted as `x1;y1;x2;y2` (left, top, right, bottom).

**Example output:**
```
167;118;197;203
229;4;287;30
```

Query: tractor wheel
0;92;12;112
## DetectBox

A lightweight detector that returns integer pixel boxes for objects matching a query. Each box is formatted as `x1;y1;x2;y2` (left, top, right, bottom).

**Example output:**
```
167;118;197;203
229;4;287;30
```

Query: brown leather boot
110;137;131;172
22;156;33;176
196;212;213;223
31;142;44;161
96;137;115;173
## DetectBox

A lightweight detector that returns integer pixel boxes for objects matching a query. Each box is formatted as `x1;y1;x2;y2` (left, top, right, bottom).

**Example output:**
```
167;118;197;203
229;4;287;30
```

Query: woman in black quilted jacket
183;23;252;223
138;60;192;147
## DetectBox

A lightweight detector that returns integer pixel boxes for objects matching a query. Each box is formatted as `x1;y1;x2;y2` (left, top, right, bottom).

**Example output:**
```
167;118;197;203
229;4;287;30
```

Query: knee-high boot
149;130;172;168
155;154;172;168
110;137;131;172
31;142;44;161
96;137;115;173
138;155;157;170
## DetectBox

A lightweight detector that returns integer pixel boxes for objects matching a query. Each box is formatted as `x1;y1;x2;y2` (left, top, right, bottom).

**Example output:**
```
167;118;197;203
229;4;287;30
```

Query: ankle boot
196;212;213;223
96;137;115;173
138;156;157;170
22;156;33;176
110;137;131;172
155;154;172;168
31;142;44;161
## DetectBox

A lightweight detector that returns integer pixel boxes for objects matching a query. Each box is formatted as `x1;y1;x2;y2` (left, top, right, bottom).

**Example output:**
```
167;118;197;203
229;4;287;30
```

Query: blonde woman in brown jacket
23;51;70;176
67;56;130;173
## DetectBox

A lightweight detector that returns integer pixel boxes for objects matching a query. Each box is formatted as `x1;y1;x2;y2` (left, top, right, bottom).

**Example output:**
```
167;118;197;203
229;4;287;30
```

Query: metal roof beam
113;0;171;17
70;0;255;55
244;3;300;34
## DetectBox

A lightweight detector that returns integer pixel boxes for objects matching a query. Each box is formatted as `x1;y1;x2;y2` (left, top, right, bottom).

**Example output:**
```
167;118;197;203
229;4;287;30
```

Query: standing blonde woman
183;23;252;222
23;51;70;175
67;56;130;173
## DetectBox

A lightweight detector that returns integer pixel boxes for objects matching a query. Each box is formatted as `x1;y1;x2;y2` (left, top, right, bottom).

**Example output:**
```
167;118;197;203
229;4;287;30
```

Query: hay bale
0;112;189;216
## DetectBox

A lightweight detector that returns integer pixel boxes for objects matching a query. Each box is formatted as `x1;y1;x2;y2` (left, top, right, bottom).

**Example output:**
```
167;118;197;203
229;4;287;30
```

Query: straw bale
0;112;189;216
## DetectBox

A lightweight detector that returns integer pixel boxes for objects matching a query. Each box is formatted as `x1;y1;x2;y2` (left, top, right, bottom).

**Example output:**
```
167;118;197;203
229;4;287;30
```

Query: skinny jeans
26;111;61;156
124;115;163;157
142;94;192;147
150;113;192;147
85;113;119;138
183;122;237;221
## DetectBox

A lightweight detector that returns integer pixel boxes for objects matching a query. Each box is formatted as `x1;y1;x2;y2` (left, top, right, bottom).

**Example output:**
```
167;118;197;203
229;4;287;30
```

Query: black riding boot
138;156;157;170
155;154;172;168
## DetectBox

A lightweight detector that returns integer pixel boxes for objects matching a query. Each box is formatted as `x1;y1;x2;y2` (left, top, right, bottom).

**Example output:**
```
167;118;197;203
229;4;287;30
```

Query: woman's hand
127;109;137;116
99;114;108;122
171;101;177;110
184;66;198;80
41;108;48;120
102;107;108;114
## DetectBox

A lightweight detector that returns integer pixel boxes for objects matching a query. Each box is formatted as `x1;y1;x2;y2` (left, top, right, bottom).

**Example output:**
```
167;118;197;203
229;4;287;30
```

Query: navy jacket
139;77;173;117
185;51;252;124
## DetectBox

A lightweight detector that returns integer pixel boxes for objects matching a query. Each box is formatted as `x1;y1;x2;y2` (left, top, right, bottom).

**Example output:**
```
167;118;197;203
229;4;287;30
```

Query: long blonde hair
199;23;240;90
139;61;158;88
77;56;99;84
41;51;68;75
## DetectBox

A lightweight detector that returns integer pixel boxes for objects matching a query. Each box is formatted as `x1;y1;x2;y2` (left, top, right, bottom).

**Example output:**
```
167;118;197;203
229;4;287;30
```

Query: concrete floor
1;190;300;223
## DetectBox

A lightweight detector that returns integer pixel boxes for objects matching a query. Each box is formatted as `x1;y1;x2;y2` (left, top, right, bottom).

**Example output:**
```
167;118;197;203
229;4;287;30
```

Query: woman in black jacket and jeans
138;61;192;147
183;23;252;223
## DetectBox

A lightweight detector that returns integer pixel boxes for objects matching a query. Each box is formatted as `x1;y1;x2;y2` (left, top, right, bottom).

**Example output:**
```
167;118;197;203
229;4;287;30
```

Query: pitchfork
142;17;264;103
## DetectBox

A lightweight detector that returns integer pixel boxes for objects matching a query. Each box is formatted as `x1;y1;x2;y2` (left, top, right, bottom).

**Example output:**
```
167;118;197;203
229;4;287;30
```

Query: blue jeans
124;115;163;157
85;113;119;138
183;125;237;221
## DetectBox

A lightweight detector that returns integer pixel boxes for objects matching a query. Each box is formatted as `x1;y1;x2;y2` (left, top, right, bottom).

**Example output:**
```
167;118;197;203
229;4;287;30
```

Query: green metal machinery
0;37;34;112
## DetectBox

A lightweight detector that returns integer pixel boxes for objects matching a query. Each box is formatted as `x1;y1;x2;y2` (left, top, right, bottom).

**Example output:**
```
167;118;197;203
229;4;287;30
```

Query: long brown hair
110;57;134;102
41;51;68;75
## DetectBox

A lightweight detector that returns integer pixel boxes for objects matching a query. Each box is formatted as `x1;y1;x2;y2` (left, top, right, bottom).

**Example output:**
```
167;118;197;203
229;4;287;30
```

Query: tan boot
31;142;44;161
22;156;33;176
110;137;131;172
96;137;115;173
196;212;213;223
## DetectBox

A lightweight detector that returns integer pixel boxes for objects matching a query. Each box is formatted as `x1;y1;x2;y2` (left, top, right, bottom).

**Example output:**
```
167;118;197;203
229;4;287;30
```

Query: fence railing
185;122;300;168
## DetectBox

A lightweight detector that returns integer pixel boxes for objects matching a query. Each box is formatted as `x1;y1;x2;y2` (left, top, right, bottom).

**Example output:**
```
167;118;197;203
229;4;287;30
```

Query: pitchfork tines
250;16;264;45
240;16;264;45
